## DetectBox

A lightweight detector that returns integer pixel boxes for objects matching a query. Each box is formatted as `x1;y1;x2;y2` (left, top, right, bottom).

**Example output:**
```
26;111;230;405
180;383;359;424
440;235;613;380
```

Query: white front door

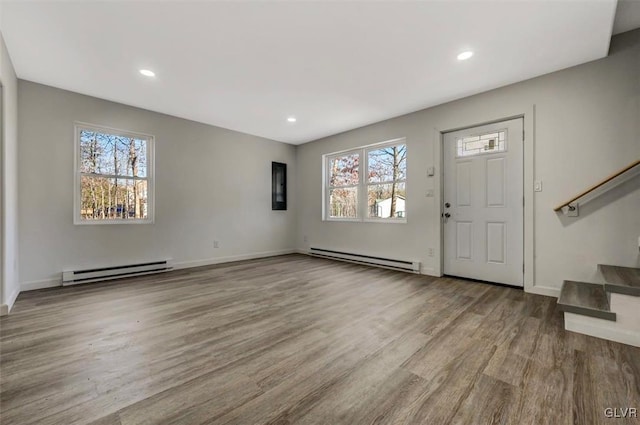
443;118;524;287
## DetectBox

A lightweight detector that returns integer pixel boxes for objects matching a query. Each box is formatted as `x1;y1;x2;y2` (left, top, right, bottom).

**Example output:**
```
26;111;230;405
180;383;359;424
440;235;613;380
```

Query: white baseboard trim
7;287;20;311
526;285;560;298
22;278;62;291
564;312;640;347
296;250;557;293
171;249;297;270
420;267;437;276
20;249;299;293
1;287;22;315
17;250;562;304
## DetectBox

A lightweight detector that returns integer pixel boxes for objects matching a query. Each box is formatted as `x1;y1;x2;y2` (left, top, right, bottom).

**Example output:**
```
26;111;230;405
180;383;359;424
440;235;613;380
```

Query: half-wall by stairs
557;265;640;347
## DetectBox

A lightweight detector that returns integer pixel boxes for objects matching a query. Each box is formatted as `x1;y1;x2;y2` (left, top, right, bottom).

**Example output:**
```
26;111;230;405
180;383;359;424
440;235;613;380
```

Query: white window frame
324;148;361;222
323;138;407;223
73;122;155;225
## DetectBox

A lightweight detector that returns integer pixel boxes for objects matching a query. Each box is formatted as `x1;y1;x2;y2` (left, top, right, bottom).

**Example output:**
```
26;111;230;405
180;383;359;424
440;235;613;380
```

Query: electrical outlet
534;180;543;192
427;248;434;257
303;235;308;243
213;240;220;248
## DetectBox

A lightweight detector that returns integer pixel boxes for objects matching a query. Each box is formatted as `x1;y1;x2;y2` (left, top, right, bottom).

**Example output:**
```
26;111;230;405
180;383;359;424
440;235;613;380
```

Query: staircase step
557;280;616;321
598;264;640;297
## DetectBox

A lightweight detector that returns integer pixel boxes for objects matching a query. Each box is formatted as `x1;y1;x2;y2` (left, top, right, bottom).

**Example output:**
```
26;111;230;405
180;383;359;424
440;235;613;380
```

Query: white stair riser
564;312;640;347
610;292;640;332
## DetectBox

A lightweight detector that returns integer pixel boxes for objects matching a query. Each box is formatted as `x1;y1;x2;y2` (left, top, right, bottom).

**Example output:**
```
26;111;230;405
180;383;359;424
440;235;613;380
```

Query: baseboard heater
62;260;173;286
309;247;420;273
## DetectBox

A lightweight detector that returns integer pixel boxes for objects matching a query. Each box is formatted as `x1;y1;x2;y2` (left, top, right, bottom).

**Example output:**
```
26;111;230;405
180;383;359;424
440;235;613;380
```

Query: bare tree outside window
328;153;359;218
367;144;407;219
324;140;407;222
76;125;153;223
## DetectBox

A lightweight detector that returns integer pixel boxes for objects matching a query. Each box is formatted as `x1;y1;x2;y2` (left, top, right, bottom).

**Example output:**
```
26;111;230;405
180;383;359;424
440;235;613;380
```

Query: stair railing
554;159;640;216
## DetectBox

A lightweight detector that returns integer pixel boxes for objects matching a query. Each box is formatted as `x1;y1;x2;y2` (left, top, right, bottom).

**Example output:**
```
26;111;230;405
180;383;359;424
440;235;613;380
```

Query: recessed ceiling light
139;69;156;77
287;116;297;123
457;51;474;61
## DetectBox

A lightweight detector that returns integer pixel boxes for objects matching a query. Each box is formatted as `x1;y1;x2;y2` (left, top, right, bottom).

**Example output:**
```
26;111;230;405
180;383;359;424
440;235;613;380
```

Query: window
324;139;406;222
74;123;154;224
457;130;506;157
327;152;360;219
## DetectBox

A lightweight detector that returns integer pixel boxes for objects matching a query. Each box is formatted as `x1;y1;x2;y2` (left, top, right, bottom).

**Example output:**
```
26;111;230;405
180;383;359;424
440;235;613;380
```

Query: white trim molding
73;122;155;225
526;285;560;298
323;138;407;223
433;105;540;295
21;278;61;291
565;312;640;348
20;249;298;292
173;249;297;270
4;286;20;313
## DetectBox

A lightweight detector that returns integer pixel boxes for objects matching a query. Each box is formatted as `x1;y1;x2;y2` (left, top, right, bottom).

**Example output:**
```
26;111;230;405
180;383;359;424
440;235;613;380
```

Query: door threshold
443;274;524;290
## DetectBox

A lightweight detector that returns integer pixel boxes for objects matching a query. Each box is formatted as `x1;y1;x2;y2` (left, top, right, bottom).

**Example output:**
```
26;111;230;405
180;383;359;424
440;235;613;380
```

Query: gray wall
0;29;19;312
14;29;640;295
296;29;640;294
18;82;297;288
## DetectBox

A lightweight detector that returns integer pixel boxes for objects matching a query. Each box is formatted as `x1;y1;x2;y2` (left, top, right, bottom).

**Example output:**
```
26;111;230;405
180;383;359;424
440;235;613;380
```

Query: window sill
363;218;407;224
324;217;361;223
74;219;154;225
323;217;407;224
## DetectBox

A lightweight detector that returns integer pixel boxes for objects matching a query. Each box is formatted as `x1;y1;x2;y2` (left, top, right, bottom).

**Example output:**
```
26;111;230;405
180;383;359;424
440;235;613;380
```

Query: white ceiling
0;1;626;144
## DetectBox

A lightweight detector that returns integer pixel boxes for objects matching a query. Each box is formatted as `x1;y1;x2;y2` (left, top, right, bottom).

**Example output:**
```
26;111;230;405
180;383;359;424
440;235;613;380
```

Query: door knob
444;212;451;218
445;202;451;208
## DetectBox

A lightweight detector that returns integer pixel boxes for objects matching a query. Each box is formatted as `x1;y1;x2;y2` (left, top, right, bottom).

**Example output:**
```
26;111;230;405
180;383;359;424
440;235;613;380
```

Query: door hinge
523;263;525;273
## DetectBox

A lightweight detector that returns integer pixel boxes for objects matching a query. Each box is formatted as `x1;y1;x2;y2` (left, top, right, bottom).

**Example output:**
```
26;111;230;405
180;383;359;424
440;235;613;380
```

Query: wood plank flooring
1;254;639;425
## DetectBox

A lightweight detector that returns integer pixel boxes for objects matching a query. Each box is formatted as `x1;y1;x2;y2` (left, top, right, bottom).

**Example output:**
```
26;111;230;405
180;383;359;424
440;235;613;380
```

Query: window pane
456;131;506;157
80;176;148;220
367;182;406;219
133;138;148;177
80;130;112;174
329;187;358;218
329;153;359;187
115;136;148;177
80;129;147;177
368;144;406;183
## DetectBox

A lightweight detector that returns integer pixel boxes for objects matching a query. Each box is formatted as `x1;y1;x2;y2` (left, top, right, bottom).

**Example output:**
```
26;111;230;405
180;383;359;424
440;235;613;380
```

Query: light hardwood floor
1;254;639;425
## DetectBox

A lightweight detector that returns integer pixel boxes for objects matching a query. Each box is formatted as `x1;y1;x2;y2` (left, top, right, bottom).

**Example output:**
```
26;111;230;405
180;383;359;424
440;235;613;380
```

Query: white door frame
432;105;554;297
442;118;524;287
0;83;5;315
